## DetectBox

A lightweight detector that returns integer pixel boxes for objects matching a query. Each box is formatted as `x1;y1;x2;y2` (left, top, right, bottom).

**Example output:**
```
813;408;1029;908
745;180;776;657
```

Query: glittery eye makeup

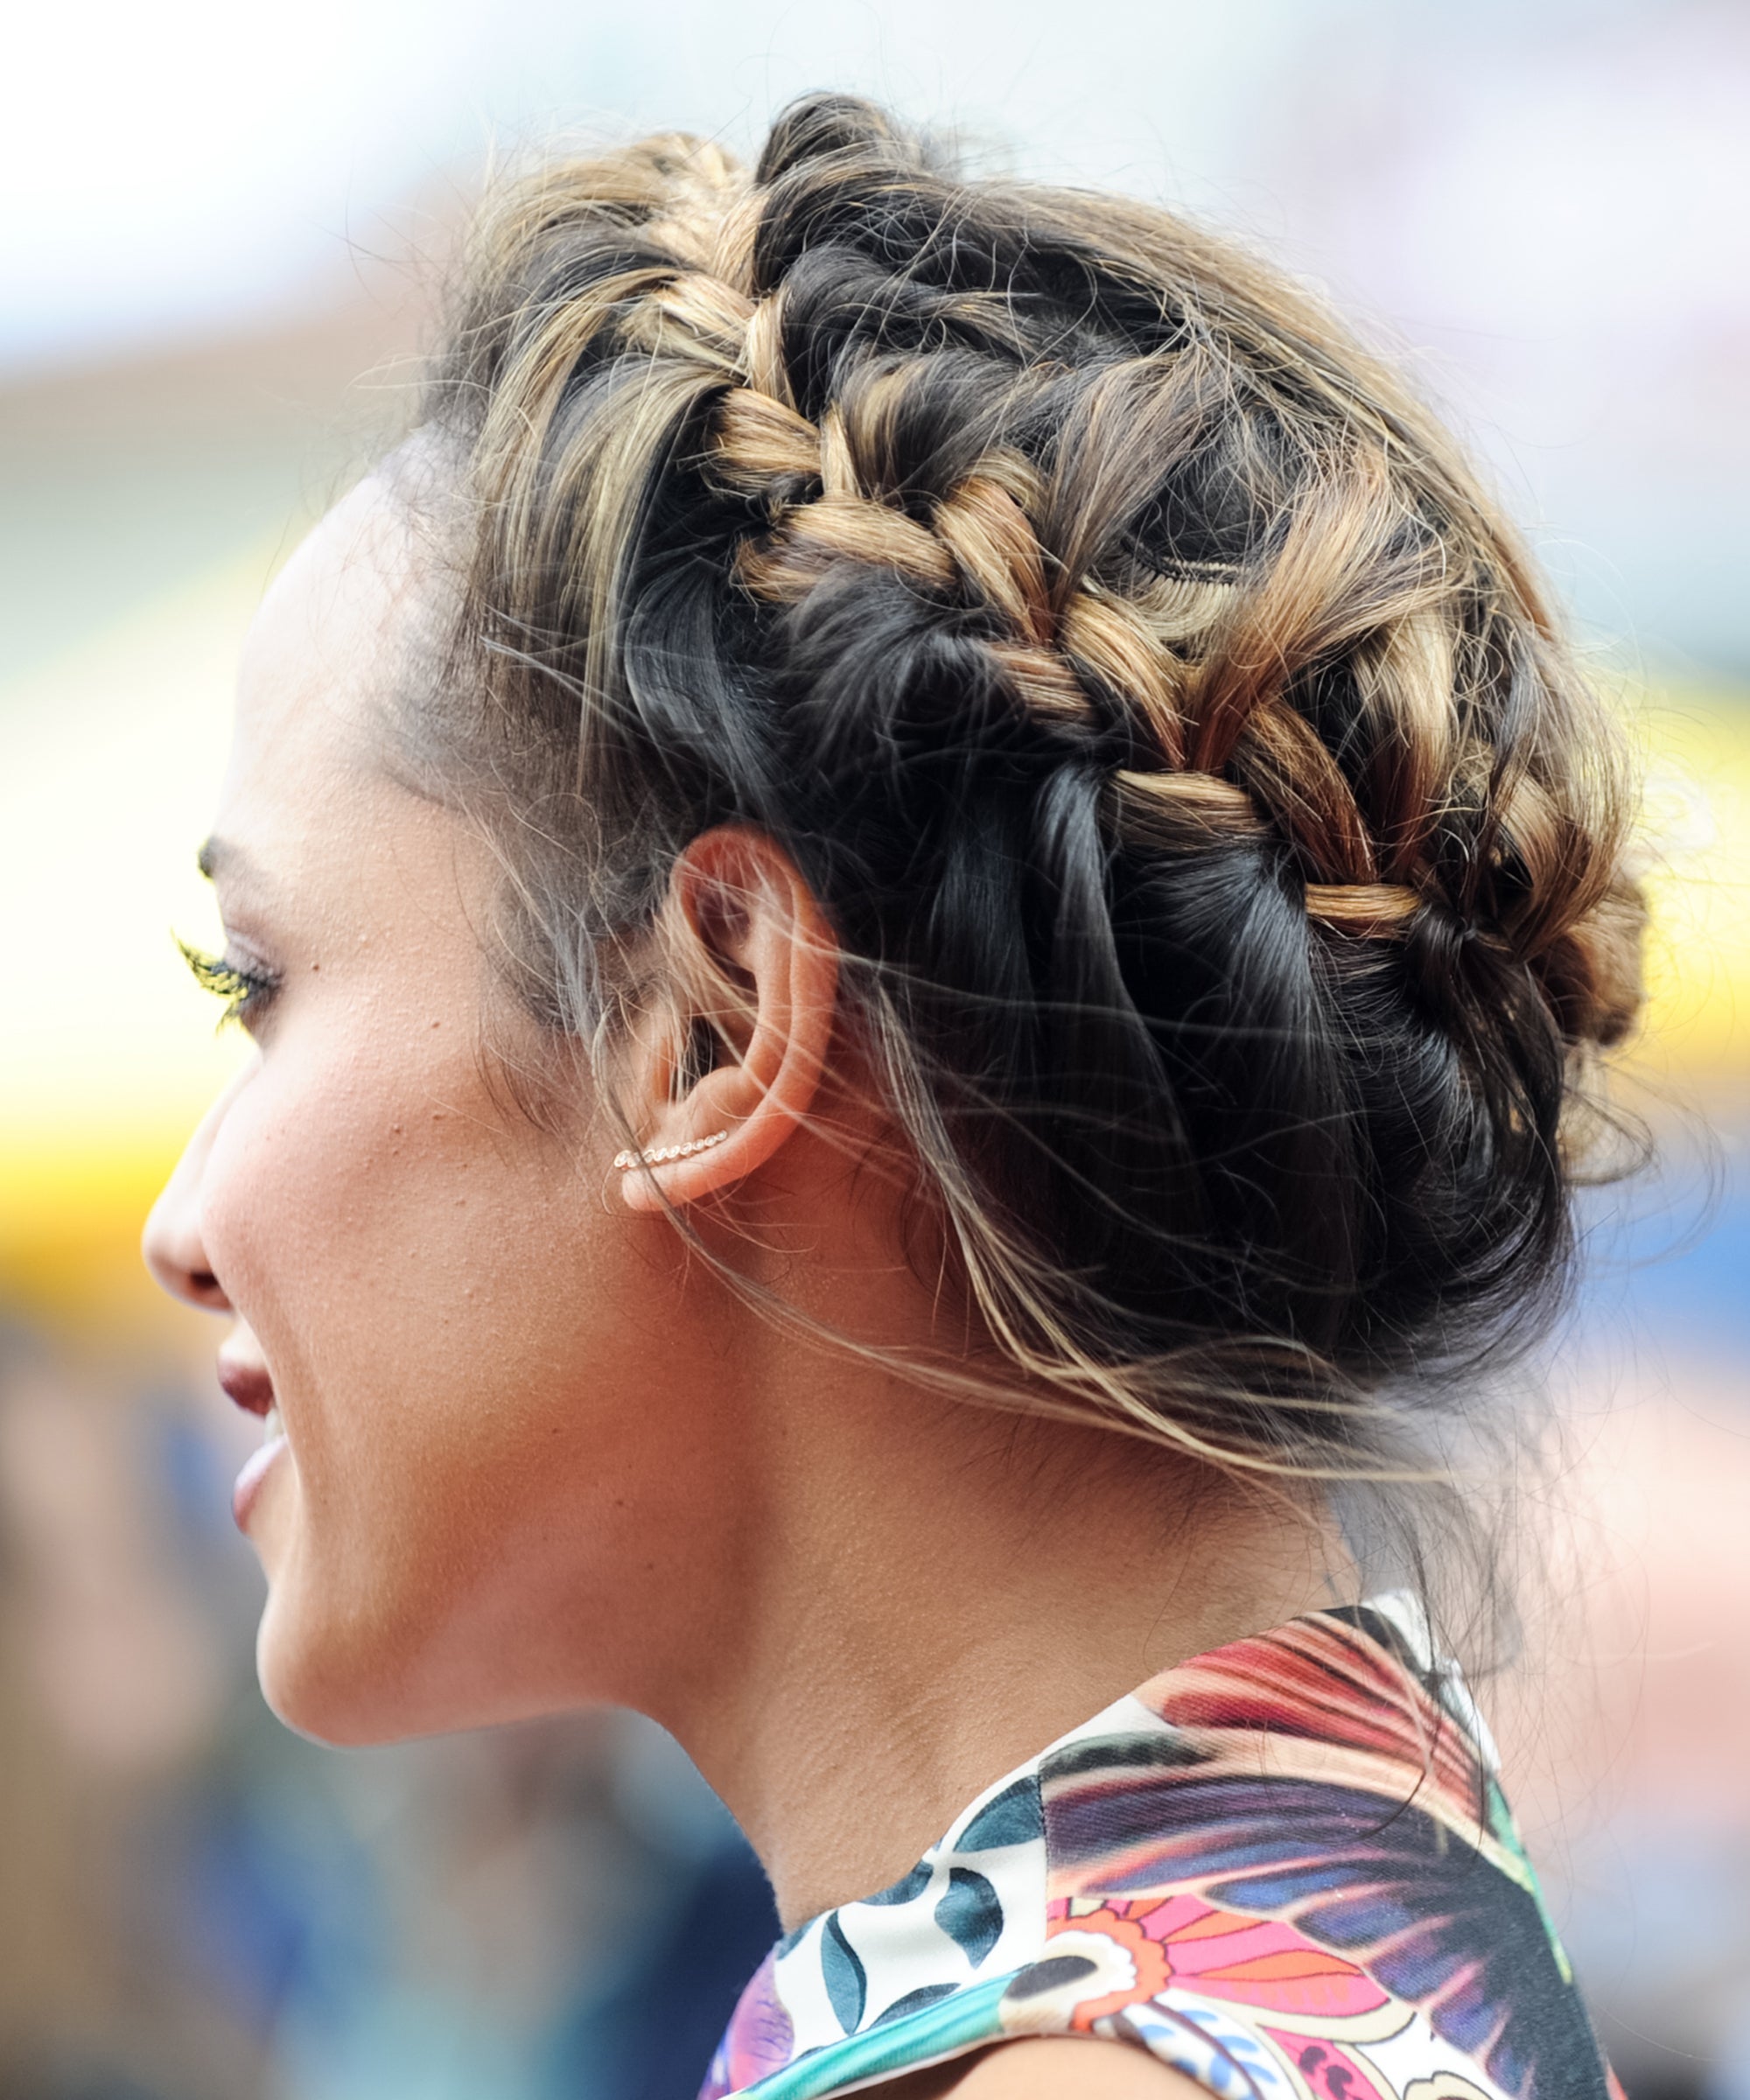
178;938;281;1031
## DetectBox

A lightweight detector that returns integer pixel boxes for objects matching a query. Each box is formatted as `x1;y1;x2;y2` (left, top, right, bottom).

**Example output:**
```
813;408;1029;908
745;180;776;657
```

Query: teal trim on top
745;1975;1014;2098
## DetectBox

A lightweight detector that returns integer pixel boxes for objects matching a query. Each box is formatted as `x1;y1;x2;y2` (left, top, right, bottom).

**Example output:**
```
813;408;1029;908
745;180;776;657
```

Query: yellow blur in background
4;633;1746;1298
1;550;262;1304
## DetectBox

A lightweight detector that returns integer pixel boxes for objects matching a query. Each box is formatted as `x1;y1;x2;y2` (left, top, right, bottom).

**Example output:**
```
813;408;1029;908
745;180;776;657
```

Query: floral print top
701;1596;1617;2100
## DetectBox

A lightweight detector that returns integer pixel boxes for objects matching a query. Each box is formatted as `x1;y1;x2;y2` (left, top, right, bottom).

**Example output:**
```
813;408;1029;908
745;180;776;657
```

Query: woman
144;96;1639;2099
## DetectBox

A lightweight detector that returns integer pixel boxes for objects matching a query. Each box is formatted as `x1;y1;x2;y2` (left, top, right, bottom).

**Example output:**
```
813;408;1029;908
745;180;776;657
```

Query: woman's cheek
196;1054;385;1528
201;1042;386;1318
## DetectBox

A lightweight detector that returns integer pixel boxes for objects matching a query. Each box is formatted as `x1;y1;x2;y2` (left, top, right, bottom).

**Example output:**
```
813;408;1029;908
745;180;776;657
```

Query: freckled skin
144;479;761;1746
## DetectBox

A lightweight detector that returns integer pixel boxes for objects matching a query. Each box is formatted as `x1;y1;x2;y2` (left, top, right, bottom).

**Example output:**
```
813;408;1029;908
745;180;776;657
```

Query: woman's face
144;477;752;1746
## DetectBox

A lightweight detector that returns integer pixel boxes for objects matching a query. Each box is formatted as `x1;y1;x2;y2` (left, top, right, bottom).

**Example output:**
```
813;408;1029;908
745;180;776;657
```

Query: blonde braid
701;288;1435;932
469;144;1628;1044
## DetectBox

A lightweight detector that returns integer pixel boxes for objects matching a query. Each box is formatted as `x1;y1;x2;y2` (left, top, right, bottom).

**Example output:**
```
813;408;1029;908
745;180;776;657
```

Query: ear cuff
612;1130;731;1171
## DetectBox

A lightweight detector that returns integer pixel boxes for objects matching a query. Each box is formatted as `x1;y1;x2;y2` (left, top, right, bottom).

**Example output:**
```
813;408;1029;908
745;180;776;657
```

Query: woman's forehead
232;480;423;757
211;480;445;891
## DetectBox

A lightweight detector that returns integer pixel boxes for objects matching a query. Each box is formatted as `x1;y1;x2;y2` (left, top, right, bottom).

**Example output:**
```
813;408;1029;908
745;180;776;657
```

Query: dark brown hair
402;95;1644;1656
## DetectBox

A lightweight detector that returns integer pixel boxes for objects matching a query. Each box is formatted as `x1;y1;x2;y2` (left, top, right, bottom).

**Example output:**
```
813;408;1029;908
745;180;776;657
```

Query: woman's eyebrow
196;836;272;897
198;836;245;883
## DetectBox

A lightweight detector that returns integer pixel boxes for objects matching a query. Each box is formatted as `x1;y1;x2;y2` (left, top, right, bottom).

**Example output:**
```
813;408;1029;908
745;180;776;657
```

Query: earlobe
616;829;838;1214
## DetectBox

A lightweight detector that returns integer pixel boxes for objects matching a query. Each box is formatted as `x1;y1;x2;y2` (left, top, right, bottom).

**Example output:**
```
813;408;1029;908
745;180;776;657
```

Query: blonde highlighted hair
401;96;1644;1662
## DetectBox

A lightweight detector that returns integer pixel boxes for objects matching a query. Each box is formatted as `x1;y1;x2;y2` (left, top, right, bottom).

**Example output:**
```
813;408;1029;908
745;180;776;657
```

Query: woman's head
148;94;1642;1743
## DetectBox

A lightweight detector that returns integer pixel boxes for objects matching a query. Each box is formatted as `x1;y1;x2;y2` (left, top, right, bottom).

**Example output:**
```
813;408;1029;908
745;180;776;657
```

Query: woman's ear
613;828;839;1214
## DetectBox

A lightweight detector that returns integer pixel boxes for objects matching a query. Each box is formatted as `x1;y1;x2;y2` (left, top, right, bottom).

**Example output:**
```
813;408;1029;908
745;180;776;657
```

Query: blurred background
0;0;1745;2094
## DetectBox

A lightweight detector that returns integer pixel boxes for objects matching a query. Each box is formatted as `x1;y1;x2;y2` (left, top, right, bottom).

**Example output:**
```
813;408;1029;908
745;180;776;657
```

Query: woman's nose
142;1068;248;1313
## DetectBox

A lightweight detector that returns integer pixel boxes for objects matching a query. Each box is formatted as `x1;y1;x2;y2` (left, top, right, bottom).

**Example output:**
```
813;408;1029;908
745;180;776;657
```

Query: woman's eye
177;939;280;1031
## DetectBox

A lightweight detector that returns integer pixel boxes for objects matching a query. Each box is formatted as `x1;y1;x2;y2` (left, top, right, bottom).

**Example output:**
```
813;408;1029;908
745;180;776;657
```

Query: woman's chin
255;1590;375;1744
252;1572;430;1746
245;1477;433;1743
252;1574;556;1746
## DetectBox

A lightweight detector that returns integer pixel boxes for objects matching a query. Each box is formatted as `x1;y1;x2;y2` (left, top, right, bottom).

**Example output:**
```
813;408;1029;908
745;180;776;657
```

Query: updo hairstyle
403;96;1644;1646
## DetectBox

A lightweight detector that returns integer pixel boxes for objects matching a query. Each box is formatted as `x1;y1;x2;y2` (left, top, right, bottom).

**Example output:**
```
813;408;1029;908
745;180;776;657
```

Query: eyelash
178;939;280;1030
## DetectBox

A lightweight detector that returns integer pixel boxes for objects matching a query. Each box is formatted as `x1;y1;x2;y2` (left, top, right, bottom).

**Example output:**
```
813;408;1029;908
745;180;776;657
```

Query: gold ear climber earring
612;1130;731;1171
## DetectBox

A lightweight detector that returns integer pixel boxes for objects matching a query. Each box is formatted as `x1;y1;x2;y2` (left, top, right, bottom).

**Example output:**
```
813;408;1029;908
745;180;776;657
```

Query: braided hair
408;96;1643;1650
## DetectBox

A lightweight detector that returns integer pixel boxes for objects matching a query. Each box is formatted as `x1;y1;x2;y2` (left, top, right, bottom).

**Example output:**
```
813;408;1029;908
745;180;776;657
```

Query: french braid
409;95;1645;1662
611;255;1636;1032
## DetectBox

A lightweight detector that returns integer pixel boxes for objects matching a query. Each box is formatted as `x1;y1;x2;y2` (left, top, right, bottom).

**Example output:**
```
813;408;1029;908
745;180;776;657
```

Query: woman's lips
218;1355;274;1417
218;1354;285;1532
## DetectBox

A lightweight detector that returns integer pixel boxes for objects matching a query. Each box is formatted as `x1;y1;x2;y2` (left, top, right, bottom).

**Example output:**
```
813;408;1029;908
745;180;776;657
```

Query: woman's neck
667;1359;1348;1929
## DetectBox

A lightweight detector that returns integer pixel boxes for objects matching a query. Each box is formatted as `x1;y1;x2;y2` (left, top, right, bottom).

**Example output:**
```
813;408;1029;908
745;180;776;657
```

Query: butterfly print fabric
702;1596;1618;2100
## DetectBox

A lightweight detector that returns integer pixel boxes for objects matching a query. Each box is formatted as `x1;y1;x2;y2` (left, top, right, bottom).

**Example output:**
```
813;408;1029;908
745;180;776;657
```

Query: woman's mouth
219;1352;287;1533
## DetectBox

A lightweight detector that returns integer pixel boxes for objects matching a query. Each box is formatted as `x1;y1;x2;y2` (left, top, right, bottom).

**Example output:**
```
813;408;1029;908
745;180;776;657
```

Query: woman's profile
144;95;1640;2099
